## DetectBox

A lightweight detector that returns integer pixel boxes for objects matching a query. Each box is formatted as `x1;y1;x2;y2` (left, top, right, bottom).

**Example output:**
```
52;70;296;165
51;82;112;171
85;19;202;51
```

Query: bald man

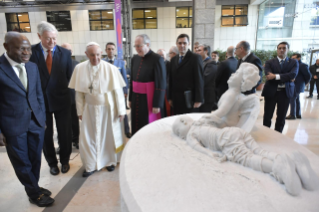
69;42;127;177
61;43;80;149
0;32;54;206
215;46;238;101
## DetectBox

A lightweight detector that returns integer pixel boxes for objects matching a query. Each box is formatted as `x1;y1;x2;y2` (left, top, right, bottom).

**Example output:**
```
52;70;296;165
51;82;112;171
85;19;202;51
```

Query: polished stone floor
0;91;318;212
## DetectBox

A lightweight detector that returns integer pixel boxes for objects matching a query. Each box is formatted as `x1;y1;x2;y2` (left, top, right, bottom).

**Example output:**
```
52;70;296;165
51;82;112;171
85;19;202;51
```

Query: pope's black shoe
83;170;95;177
61;164;70;173
50;166;60;175
286;115;296;120
125;132;132;138
106;165;115;172
29;194;54;207
40;187;52;196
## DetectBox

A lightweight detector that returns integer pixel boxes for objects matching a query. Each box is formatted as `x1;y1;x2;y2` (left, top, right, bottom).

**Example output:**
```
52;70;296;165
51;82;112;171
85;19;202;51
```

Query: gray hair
169;46;178;54
227;46;235;57
37;21;58;36
136;34;151;47
238;41;250;52
4;31;26;43
86;42;101;51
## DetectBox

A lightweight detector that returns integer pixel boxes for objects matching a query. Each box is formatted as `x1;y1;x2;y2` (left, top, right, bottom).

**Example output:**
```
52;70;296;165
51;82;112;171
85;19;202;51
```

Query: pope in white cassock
69;42;127;177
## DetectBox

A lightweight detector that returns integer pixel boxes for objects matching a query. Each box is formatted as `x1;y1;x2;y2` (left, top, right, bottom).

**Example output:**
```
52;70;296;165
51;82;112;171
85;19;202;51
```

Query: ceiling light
145;10;151;12
107;12;113;14
18;14;22;16
177;9;179;11
25;27;30;28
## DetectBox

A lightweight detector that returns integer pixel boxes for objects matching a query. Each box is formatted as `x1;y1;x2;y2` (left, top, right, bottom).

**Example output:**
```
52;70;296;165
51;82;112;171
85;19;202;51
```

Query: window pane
20;23;31;32
189;18;192;27
133;19;144;29
145;19;156;29
101;10;113;19
7;23;20;32
176;18;189;28
89;11;101;20
18;13;29;22
90;21;102;30
102;20;114;30
176;7;188;17
235;5;248;15
5;13;17;22
189;7;193;17
145;9;156;18
222;6;234;16
133;10;144;19
235;16;248;25
221;17;234;26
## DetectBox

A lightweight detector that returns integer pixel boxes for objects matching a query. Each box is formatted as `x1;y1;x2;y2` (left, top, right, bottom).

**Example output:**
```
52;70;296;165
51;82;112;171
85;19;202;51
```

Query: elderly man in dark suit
307;58;319;99
30;21;73;175
168;33;204;115
215;46;238;101
262;42;298;133
286;53;311;120
235;41;263;94
0;32;54;207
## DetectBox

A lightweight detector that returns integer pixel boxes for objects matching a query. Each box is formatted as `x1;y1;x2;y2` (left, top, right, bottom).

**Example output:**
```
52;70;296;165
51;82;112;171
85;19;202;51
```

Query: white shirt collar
277;56;286;62
242;51;251;61
4;52;25;67
41;42;53;52
107;56;115;61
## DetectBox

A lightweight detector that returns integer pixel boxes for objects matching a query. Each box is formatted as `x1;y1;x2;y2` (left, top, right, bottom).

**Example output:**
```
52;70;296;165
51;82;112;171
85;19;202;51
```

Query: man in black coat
235;41;263;94
168;34;204;115
307;58;319;99
30;21;73;175
262;42;298;133
215;46;238;101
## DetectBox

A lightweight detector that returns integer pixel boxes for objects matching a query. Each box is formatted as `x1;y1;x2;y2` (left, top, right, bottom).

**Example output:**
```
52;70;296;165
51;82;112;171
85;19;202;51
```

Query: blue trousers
289;92;301;117
5;117;45;199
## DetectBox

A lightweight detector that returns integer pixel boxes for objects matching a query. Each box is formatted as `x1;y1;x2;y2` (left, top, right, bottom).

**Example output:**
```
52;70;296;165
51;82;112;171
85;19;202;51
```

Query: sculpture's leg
243;133;278;161
290;151;319;191
271;154;302;196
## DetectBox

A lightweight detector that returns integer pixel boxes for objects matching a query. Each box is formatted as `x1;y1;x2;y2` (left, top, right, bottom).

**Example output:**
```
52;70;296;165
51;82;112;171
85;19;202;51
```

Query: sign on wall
268;18;283;27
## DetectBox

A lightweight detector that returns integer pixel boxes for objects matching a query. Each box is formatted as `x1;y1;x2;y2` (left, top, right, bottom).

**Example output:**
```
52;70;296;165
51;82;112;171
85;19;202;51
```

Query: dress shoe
40;187;52;196
306;95;313;98
56;147;60;155
125;132;132;138
29;194;55;207
82;170;95;177
296;115;302;119
286;115;296;120
50;166;60;175
61;164;70;173
73;143;79;149
106;165;115;172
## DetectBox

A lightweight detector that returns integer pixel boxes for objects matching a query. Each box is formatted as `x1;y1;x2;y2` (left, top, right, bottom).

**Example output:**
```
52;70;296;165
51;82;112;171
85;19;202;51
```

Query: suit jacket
70;59;79;104
168;50;204;111
203;60;218;103
0;55;45;137
215;56;238;99
309;64;319;80
262;57;299;98
294;60;311;93
237;53;263;94
103;58;128;94
30;43;73;112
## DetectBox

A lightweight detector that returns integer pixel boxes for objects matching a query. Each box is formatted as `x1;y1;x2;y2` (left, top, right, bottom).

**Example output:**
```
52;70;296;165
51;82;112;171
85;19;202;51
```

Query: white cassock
69;60;126;172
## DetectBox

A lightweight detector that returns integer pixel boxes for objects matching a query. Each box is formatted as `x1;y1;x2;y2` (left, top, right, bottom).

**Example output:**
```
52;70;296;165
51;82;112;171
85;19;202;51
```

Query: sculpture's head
172;116;194;140
228;62;260;92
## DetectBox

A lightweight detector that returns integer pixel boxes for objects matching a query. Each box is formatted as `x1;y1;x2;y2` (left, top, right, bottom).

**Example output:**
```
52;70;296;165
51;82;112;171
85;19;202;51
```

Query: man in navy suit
103;42;131;138
262;42;298;133
0;32;54;206
29;21;73;175
286;53;311;120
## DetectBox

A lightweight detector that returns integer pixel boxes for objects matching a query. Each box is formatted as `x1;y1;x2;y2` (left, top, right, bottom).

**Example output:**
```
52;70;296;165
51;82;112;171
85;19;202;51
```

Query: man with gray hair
168;46;178;61
215;46;238;101
69;42;127;177
129;34;166;134
235;41;263;94
30;21;73;176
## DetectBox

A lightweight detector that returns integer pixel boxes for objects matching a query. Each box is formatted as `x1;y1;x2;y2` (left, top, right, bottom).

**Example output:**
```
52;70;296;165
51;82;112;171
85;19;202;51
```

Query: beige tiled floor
0;91;318;212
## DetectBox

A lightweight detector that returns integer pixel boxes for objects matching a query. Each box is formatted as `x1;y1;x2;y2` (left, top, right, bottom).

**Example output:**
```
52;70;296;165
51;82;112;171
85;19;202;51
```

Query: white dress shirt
4;52;26;78
242;51;251;61
41;43;54;60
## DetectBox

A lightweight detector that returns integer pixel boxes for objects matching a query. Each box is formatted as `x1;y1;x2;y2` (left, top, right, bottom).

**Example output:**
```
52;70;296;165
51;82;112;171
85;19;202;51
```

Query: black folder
184;90;193;109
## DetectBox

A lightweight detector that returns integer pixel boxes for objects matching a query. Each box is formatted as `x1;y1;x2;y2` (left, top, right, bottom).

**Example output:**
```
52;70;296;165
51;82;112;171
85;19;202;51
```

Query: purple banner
115;0;123;60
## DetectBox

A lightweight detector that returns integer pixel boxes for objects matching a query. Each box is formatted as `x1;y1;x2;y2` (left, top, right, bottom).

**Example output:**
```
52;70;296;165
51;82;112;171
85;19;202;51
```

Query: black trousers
71;103;79;144
43;106;72;167
263;89;290;133
5;116;45;199
309;79;319;96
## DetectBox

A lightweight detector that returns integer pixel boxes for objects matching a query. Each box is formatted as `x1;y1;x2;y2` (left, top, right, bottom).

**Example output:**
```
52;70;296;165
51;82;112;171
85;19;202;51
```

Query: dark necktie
109;59;113;64
280;59;284;70
179;56;183;64
46;50;52;75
